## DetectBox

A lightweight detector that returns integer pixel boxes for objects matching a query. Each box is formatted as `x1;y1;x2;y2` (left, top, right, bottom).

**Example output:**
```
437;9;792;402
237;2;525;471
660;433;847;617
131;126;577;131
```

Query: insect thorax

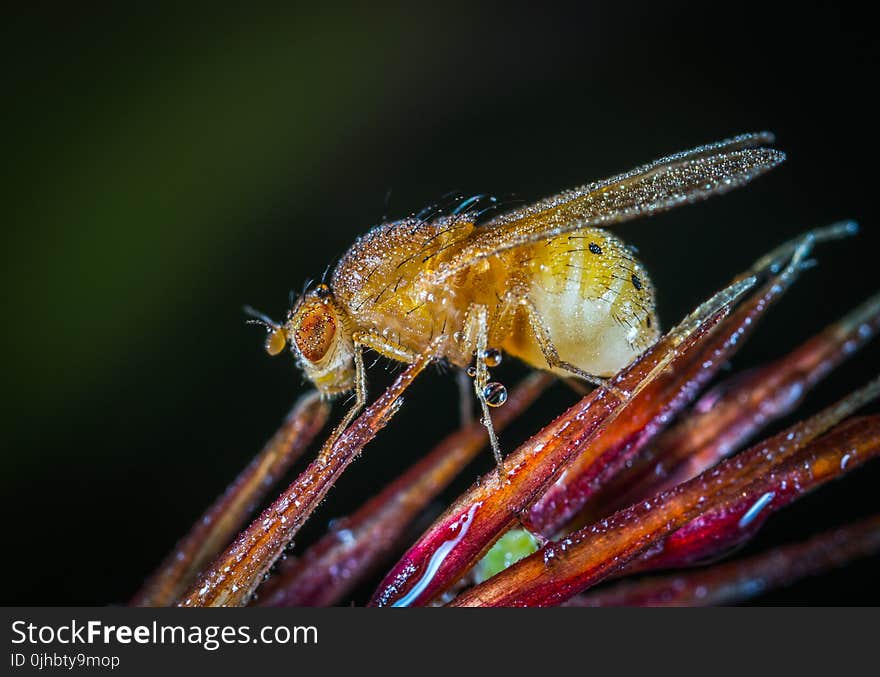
331;217;510;363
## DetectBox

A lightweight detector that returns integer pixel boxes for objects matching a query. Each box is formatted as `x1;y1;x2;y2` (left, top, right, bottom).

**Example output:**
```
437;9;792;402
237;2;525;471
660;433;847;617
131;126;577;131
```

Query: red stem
257;373;551;607
449;411;880;606
568;514;880;606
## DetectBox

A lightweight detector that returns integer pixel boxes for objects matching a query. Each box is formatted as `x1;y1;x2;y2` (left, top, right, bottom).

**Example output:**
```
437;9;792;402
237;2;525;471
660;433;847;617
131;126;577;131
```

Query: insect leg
520;297;630;402
324;340;369;449
354;332;421;364
325;333;422;450
462;304;505;469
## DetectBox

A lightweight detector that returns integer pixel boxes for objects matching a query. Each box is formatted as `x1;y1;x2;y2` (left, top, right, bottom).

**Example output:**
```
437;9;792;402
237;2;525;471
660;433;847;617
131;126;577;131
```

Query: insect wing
428;132;784;284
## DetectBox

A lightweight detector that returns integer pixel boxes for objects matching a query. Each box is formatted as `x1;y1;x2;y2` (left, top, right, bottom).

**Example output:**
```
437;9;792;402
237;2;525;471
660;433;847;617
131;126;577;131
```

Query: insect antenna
242;305;280;330
245;305;291;357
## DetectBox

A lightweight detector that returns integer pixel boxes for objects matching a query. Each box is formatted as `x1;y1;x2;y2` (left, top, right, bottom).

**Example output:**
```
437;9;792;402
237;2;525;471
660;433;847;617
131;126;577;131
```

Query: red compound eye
294;303;337;363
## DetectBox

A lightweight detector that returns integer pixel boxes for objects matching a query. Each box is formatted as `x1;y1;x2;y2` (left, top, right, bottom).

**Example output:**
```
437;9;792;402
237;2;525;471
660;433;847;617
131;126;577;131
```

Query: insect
248;132;785;465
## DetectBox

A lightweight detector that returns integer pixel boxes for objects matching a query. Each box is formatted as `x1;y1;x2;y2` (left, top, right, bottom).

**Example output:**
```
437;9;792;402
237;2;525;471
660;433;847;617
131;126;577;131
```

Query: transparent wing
427;132;784;284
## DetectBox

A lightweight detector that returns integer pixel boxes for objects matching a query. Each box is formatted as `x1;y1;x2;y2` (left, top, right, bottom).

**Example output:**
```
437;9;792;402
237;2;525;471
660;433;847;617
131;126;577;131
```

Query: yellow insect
248;132;785;464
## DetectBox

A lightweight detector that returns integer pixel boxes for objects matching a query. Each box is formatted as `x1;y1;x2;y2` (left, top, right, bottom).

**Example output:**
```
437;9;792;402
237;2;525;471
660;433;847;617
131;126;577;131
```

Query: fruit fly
247;132;785;465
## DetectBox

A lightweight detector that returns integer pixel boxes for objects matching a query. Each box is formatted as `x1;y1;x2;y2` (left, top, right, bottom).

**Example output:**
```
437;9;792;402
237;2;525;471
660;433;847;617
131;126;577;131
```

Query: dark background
2;3;878;605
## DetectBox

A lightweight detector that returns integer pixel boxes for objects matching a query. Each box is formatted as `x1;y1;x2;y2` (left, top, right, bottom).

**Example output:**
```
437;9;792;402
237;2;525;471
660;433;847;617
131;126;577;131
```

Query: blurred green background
2;3;878;604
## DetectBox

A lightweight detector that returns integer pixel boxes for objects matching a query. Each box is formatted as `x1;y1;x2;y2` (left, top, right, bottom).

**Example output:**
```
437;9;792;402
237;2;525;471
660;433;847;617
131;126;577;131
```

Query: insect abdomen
504;228;659;377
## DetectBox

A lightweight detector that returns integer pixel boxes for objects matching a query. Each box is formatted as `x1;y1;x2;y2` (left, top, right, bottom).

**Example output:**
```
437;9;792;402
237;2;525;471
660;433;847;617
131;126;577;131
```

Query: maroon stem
178;355;430;607
257;373;551;607
131;392;329;607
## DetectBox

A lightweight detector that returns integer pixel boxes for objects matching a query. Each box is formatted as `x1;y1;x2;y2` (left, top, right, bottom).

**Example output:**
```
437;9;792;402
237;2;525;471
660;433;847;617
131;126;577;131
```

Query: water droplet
738;491;775;529
481;348;502;367
466;366;477;378
483;382;508;407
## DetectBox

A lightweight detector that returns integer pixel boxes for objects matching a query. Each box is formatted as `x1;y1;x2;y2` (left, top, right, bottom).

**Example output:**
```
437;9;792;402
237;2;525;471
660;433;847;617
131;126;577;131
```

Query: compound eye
264;326;287;356
294;303;337;363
